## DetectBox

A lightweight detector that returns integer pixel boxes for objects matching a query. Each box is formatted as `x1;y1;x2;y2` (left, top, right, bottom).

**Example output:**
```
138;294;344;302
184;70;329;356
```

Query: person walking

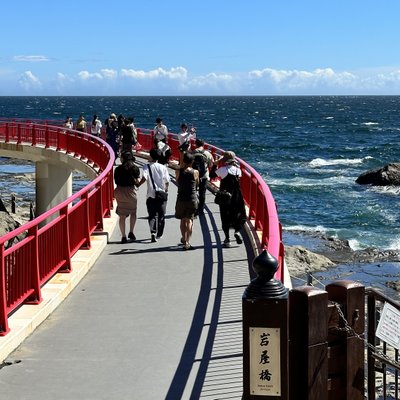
114;151;141;244
91;114;102;137
191;138;214;215
105;113;119;161
153;117;168;147
76;114;86;132
120;117;137;152
138;149;170;242
175;152;199;250
214;151;246;248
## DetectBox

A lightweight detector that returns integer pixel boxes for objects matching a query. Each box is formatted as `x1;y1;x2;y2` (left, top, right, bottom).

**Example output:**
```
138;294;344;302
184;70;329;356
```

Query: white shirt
154;124;168;141
216;164;241;180
91;119;102;136
142;162;171;198
177;130;196;146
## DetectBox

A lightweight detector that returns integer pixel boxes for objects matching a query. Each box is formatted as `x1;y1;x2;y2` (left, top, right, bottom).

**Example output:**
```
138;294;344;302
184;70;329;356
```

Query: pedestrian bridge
0;120;286;399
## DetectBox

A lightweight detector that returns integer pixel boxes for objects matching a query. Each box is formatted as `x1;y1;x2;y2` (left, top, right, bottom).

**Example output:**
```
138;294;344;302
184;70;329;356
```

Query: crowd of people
64;113;247;250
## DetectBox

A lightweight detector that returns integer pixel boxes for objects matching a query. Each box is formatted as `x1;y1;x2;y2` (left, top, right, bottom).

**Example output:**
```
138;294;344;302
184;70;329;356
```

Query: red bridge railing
0;120;284;336
0;121;115;335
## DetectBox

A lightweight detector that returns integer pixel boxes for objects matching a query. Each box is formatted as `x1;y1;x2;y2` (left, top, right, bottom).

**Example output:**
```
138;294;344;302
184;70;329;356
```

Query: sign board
249;327;281;396
376;302;400;350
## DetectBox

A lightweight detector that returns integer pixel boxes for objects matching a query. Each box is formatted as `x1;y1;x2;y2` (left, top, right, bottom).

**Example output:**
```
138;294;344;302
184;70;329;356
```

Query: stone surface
356;162;400;185
285;245;336;277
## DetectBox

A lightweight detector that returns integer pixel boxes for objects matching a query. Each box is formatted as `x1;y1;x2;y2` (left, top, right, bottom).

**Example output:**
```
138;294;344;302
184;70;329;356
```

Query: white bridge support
35;161;73;217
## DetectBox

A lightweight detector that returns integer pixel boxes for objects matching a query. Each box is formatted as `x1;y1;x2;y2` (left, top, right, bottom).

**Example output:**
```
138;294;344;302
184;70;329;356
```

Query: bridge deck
0;161;253;399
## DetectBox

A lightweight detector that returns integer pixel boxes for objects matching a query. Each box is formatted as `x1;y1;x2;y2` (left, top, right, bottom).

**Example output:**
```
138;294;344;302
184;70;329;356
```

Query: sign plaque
376;302;400;350
249;327;281;396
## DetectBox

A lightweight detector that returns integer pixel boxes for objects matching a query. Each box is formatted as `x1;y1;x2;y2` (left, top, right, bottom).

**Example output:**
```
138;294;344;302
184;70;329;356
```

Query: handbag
214;190;232;206
148;164;168;201
155;190;168;201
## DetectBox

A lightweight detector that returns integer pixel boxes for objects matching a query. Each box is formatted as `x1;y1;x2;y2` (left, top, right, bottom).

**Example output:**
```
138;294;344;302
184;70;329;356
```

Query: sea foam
309;157;370;167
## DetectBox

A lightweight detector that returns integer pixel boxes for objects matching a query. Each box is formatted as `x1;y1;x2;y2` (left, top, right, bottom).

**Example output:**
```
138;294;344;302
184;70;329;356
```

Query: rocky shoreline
284;229;400;295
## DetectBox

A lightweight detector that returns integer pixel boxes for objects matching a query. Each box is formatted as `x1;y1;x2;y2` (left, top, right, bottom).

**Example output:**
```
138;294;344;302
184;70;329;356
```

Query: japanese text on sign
249;327;281;396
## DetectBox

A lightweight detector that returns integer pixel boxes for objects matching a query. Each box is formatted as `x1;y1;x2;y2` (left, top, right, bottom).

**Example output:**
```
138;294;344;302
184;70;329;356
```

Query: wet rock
356;162;400;186
385;281;400;292
285;245;336;277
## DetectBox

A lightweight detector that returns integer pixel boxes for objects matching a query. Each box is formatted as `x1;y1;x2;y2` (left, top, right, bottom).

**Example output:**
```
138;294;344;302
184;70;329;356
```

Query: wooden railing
0;120;284;336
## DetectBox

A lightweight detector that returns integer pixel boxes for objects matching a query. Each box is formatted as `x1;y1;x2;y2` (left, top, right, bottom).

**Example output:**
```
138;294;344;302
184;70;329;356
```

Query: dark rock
386;281;400;292
356;163;400;186
0;211;25;249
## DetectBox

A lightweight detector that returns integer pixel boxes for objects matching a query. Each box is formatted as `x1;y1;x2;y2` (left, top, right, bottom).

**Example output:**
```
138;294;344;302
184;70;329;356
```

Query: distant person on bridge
114;151;141;244
91;114;102;137
76;114;87;132
214;151;246;248
153;117;168;147
138;149;170;243
105;113;119;161
191;138;214;216
64;116;73;130
175;152;199;250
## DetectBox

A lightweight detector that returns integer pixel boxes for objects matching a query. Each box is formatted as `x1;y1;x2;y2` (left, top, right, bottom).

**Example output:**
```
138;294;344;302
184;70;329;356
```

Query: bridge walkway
0;161;253;400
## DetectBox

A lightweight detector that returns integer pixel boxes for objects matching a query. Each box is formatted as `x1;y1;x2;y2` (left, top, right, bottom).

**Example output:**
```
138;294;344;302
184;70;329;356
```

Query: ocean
1;96;399;295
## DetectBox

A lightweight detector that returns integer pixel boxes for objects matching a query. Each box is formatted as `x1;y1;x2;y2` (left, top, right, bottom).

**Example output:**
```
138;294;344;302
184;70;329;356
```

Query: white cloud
18;71;42;91
13;55;50;62
121;67;188;80
248;67;358;91
7;65;400;95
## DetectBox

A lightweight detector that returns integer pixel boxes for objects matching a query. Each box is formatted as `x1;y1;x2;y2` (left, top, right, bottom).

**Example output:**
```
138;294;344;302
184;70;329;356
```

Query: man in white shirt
138;149;171;242
153;117;168;146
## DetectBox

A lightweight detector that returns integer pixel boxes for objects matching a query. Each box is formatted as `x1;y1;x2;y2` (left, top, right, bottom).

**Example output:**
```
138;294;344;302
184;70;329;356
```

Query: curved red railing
0;120;115;335
0;119;284;336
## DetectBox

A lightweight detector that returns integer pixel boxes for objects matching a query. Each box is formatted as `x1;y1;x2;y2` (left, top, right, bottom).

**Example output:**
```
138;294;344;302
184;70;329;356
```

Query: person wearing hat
214;151;246;247
114;151;141;244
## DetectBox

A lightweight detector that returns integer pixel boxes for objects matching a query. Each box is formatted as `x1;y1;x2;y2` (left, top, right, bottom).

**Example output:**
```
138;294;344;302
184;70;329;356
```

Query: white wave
388;237;400;251
309;156;370;167
268;175;354;187
324;116;334;120
348;239;364;251
361;122;379;126
284;225;329;234
368;185;400;196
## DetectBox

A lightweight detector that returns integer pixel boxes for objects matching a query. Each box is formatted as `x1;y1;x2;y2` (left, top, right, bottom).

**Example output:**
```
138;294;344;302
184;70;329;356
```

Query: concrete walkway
0;162;254;400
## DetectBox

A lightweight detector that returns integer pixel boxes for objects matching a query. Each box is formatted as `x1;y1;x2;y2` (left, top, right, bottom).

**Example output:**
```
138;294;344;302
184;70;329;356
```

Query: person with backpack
191;138;214;215
120;117;137;152
214;151;246;248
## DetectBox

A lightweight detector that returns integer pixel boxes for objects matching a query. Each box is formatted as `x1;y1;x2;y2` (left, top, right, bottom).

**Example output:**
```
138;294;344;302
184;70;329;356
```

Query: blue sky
2;0;400;95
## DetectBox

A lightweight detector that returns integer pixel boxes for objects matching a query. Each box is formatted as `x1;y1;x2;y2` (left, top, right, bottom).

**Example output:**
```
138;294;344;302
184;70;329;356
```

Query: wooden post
325;280;365;400
242;249;289;400
289;286;329;400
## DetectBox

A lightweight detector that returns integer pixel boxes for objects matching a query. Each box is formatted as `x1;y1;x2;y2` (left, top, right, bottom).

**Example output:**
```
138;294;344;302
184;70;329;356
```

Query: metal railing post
0;244;10;335
242;249;289;399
